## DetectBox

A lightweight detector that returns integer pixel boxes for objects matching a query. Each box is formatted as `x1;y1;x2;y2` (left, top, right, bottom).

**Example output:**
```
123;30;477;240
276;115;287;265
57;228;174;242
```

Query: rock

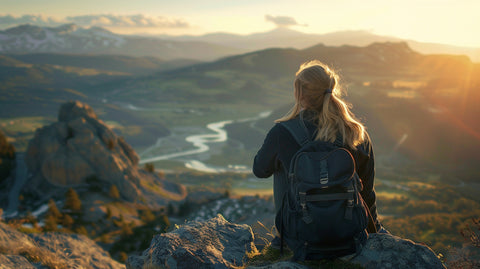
0;255;37;269
0;222;124;269
0;130;15;183
0;130;15;207
128;215;445;269
350;233;445;269
22;101;186;207
126;214;257;269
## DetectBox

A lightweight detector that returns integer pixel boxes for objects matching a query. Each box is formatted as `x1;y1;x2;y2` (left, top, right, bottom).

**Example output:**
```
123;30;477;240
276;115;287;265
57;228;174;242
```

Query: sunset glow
1;0;479;47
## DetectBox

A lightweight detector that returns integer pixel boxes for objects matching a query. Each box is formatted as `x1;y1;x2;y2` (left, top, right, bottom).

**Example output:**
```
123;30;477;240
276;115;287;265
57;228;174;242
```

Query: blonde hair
276;60;367;149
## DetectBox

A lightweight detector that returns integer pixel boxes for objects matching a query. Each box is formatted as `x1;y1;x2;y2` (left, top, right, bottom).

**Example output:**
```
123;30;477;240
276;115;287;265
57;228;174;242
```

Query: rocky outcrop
23;101;186;207
0;130;15;207
126;214;257;269
128;215;445;269
0;130;15;183
0;222;124;269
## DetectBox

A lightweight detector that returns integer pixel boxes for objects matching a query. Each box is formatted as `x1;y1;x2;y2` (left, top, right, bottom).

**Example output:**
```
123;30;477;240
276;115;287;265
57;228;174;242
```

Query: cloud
0;14;64;26
265;14;306;28
0;14;189;29
66;14;189;28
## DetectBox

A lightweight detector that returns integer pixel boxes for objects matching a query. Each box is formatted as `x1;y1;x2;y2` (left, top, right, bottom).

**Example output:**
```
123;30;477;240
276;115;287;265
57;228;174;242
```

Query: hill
7;53;200;76
105;42;480;177
0;54;171;149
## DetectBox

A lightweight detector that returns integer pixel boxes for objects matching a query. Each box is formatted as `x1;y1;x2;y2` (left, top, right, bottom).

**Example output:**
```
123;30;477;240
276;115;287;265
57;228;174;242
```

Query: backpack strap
280;112;345;147
279;111;312;146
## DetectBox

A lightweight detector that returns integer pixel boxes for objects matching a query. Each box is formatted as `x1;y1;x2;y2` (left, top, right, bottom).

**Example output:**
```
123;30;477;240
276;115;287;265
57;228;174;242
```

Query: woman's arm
356;137;380;228
253;124;280;178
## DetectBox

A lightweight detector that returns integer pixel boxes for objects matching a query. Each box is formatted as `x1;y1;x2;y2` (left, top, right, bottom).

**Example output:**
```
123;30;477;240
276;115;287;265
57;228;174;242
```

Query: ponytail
276;60;366;149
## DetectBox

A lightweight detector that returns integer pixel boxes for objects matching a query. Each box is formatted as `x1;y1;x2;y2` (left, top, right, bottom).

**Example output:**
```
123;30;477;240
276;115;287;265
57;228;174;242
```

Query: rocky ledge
0;222;124;269
127;214;445;269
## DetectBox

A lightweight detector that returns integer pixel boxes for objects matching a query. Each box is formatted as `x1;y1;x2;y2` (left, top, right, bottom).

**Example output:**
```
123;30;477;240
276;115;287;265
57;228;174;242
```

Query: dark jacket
253;112;380;228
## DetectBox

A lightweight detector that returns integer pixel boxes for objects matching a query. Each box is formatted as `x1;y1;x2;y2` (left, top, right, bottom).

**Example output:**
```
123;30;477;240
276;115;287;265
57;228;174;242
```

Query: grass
0;242;70;269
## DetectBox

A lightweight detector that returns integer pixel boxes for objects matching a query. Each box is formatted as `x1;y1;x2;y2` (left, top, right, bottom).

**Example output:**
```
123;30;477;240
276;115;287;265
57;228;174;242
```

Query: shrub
119;252;128;263
139;209;156;223
64;188;82;212
144;163;155;173
106;139;115;150
43;214;58;232
109;185;120;200
61;214;74;229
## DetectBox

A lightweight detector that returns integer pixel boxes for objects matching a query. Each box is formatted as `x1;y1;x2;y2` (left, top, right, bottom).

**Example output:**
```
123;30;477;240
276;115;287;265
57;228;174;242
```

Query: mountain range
147;27;480;63
1;24;479;63
0;24;240;61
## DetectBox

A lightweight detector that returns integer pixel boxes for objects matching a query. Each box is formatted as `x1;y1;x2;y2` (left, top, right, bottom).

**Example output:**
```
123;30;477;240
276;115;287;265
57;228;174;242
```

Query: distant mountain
160;28;480;62
0;24;241;61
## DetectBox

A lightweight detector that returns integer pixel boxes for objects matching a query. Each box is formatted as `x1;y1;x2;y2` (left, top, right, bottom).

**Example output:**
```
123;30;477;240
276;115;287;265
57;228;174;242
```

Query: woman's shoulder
354;133;374;156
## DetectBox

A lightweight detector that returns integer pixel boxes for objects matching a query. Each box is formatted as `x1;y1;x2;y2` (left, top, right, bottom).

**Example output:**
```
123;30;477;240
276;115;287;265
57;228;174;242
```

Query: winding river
139;111;272;173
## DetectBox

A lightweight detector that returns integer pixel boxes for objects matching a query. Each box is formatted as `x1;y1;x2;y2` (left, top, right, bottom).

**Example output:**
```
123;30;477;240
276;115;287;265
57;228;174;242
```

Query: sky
1;0;479;47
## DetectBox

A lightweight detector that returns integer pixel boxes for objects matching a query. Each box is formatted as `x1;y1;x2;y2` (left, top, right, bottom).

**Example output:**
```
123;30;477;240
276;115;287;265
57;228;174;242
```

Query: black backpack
277;114;375;261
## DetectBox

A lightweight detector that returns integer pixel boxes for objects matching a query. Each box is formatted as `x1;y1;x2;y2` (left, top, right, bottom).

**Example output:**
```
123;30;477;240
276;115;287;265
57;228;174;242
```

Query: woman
253;60;386;250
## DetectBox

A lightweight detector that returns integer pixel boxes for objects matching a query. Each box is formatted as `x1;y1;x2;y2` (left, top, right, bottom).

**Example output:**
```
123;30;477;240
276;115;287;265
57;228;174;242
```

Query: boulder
350;233;446;268
0;222;124;269
126;214;257;269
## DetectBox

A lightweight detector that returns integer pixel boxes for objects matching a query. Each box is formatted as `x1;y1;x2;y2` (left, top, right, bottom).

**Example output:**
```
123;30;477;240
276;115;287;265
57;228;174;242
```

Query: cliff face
127;215;445;269
0;130;15;207
0;130;15;182
22;100;186;207
0;222;124;269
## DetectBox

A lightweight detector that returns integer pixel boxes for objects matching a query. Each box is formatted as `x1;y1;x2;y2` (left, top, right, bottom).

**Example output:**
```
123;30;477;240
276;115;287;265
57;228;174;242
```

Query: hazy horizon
1;0;480;48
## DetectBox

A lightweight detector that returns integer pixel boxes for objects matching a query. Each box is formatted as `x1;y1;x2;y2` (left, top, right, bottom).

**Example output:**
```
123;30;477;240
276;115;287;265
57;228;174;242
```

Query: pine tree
61;214;74;229
75;226;88;235
140;209;155;223
109;185;120;200
121;223;133;236
64;188;82;212
106;207;112;219
47;199;62;219
43;214;58;231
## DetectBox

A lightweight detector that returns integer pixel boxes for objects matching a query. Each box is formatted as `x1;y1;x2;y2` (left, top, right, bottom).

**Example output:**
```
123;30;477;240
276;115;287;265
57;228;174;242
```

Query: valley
1;30;480;265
